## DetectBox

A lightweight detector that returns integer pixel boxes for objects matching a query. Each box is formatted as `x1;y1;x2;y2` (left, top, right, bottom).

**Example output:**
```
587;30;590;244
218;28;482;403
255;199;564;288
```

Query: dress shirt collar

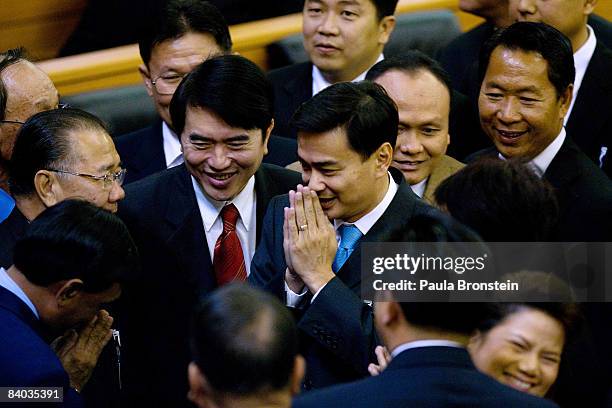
498;128;566;178
191;175;256;233
410;177;428;198
391;339;464;358
162;121;184;168
566;25;597;125
0;267;39;319
312;54;384;96
334;172;398;236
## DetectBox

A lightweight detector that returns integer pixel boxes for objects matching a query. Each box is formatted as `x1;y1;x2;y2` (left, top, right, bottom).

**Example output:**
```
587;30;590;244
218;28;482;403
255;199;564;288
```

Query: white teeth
209;173;233;180
508;376;532;390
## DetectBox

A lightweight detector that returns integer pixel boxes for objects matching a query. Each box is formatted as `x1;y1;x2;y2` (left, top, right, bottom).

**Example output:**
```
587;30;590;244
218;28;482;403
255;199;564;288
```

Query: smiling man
118;54;300;407
473;22;612;242
250;81;436;390
367;52;464;204
269;0;397;139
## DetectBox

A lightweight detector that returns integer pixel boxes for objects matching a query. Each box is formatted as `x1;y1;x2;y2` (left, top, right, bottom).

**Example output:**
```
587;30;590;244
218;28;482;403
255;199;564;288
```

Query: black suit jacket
249;173;437;390
116;120;299;184
292;346;558;408
118;163;301;407
0;207;28;269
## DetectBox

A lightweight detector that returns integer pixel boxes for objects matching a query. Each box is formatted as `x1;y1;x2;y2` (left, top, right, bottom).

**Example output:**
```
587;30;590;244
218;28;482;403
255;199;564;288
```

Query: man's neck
570;25;590;53
215;391;291;408
384;324;469;354
320;52;382;84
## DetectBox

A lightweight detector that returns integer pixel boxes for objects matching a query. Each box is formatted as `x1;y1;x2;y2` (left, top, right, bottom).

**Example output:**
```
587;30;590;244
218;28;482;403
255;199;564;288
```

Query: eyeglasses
48;168;127;189
151;73;186;95
0;103;70;126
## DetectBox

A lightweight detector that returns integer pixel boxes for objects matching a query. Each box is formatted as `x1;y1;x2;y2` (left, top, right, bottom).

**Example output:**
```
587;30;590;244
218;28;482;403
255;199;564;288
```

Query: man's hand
51;310;113;391
285;185;337;294
367;345;392;376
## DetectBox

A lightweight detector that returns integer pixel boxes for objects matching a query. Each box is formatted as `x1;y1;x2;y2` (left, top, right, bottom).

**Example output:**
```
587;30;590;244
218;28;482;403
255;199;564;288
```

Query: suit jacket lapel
281;62;313;113
129;120;166;175
163;165;215;293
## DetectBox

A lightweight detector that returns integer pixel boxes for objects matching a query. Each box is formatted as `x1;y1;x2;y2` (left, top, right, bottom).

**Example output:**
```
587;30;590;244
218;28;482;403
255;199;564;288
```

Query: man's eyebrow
485;81;543;95
298;156;339;168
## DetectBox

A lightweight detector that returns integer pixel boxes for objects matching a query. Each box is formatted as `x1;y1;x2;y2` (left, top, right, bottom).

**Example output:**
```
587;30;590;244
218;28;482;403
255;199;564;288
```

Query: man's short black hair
8;108;109;197
0;47;28;121
366;51;453;101
291;81;398;160
170;54;274;136
139;0;232;66
434;158;559;241
370;0;399;20
479;22;575;98
13;199;138;293
191;283;298;395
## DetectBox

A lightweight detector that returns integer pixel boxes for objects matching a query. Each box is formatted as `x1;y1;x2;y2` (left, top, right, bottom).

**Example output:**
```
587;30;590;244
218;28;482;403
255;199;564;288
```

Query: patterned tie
332;224;363;273
213;204;247;285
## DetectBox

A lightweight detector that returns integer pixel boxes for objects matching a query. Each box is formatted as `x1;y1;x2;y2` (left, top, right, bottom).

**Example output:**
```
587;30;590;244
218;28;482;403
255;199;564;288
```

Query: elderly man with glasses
0;107;126;269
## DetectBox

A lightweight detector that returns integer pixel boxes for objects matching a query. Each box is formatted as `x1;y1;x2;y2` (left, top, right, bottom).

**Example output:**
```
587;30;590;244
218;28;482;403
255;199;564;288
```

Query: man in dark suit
474;22;612;407
268;0;398;139
118;54;301;407
249;81;436;391
115;0;296;184
0;200;137;408
292;298;558;407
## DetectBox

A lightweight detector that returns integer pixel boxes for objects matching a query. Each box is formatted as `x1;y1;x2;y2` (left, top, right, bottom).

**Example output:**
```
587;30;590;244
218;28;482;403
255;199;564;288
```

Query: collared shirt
391;339;465;358
410;178;428;199
311;54;384;96
286;173;399;305
191;175;257;276
498;128;566;178
162;121;184;168
0;267;39;319
566;25;597;125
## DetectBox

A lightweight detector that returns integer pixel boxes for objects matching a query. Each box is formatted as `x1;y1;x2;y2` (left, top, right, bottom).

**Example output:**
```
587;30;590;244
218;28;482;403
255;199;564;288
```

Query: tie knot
338;224;362;250
220;203;240;230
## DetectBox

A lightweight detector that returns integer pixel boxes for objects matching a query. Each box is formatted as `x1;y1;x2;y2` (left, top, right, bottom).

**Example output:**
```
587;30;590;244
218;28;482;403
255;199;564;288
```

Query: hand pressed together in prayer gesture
51;309;114;392
283;185;337;294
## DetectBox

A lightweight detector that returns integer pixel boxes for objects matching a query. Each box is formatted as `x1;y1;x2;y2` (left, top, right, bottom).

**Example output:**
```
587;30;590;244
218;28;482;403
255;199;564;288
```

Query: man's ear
34;170;62;207
378;16;396;46
374;142;394;176
467;330;483;353
558;84;574;122
139;64;154;98
289;355;306;396
584;0;597;16
375;301;402;327
263;119;274;156
188;362;213;408
55;279;83;307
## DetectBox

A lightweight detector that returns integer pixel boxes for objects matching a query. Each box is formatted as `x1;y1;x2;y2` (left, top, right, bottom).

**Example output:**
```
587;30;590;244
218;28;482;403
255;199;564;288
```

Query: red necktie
213;204;247;285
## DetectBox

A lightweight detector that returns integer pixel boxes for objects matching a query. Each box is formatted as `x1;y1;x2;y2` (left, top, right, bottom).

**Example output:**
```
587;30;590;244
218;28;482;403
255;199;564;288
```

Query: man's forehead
307;0;374;9
150;33;222;68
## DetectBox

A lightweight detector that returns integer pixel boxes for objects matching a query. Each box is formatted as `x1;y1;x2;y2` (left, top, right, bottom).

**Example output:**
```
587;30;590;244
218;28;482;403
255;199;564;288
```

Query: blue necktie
332;224;363;273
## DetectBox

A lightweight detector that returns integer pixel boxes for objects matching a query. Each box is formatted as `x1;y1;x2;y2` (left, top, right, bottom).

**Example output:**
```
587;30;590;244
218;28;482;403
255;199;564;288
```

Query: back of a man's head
291;81;398;160
9;108;108;198
0;48;26;122
13;199;138;293
139;0;232;66
190;284;300;398
170;54;274;136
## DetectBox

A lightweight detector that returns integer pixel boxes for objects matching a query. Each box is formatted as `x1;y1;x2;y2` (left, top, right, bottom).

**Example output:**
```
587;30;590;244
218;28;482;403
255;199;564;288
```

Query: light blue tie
332;224;363;273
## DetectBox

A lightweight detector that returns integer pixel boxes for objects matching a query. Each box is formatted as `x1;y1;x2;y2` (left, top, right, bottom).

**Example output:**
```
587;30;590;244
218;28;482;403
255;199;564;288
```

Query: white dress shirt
191;175;257;276
0;267;39;319
286;173;399;305
312;54;384;96
565;25;597;125
410;178;428;198
162;121;184;168
499;128;566;178
391;339;464;358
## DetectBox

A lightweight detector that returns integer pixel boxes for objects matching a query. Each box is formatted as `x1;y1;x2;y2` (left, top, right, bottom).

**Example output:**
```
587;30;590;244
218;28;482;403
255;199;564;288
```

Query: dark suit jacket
0;286;83;407
0;207;28;269
118;163;301;407
249;173;436;390
292;346;559;408
469;136;612;242
115;120;299;184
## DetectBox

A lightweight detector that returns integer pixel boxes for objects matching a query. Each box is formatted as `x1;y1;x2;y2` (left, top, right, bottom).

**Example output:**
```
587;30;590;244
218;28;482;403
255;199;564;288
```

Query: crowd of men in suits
0;0;611;407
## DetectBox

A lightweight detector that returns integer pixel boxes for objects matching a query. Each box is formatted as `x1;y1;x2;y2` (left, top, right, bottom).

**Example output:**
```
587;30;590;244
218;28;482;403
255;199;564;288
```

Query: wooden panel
39;0;474;96
596;3;612;21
